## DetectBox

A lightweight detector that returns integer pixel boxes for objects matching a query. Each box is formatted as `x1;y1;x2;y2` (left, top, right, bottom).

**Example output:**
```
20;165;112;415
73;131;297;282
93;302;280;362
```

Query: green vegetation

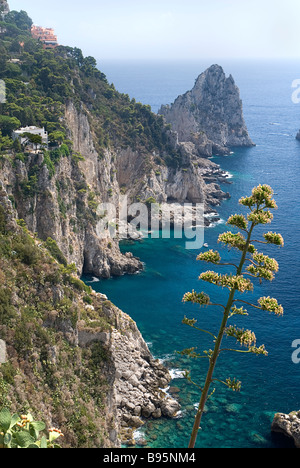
181;185;284;448
145;196;157;206
0;408;62;448
0;200;114;447
45;237;68;266
0;9;182;167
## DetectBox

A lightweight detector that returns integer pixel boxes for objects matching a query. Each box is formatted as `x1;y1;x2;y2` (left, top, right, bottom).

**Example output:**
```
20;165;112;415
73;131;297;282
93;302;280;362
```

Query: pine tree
181;185;284;448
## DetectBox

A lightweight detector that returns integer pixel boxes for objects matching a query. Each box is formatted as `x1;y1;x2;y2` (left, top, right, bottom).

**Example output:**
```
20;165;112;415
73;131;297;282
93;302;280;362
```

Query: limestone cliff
0;17;235;279
0;184;180;447
0;99;229;279
0;143;143;279
159;64;254;157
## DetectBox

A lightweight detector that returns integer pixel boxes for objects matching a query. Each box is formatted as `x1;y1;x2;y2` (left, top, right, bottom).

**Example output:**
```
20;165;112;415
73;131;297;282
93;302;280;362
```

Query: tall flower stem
188;224;254;449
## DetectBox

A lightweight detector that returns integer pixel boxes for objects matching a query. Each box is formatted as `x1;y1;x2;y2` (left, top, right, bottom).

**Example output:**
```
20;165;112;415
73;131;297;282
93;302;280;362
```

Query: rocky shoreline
0;183;181;447
90;293;181;447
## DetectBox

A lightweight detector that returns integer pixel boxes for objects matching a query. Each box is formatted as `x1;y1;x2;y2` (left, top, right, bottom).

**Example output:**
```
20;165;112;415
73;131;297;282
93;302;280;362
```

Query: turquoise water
83;60;300;448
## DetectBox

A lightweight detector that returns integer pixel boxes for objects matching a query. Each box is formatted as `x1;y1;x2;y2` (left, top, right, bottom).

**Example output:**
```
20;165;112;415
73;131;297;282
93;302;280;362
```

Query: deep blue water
84;60;300;448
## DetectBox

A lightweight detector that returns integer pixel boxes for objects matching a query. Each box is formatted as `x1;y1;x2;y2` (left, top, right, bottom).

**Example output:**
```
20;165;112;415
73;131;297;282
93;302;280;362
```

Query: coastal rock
272;411;300;447
160;399;181;418
159;64;255;157
109;309;180;431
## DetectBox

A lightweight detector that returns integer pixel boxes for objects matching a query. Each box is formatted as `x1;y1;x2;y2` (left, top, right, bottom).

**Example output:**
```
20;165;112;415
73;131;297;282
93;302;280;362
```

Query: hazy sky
8;0;300;61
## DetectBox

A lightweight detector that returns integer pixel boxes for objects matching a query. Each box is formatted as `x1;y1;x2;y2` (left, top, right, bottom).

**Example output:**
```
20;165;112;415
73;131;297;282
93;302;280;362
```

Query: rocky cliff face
0;184;180;447
0;98;230;279
103;304;180;445
64;100;229;211
159;64;254;157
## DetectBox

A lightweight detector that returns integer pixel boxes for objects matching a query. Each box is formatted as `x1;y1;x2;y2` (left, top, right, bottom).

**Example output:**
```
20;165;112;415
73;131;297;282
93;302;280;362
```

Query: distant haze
8;0;300;61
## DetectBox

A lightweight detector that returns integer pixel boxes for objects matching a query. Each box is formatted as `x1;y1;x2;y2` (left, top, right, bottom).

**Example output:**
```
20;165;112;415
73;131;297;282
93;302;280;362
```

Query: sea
82;59;300;448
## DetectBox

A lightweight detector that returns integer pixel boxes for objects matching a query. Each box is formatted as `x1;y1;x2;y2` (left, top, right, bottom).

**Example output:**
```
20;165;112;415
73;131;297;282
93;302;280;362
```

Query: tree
48;130;65;146
81;56;97;76
0;115;21;136
71;47;84;67
5;10;33;31
181;185;284;448
21;132;42;150
0;130;13;151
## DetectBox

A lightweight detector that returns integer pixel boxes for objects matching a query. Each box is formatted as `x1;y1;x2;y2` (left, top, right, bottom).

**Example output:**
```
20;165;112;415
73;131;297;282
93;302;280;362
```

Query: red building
31;25;58;49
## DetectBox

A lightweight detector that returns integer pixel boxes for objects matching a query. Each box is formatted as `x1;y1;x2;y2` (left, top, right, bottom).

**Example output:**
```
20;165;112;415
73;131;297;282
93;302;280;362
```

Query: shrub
13;236;39;266
0;288;15;324
45;237;67;266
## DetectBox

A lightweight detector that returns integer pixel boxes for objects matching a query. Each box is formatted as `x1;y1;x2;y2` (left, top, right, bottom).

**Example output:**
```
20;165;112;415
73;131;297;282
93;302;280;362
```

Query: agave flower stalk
181;185;284;449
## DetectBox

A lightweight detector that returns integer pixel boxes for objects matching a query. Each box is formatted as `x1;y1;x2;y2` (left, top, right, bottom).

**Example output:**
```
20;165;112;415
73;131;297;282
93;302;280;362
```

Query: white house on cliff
12;126;48;148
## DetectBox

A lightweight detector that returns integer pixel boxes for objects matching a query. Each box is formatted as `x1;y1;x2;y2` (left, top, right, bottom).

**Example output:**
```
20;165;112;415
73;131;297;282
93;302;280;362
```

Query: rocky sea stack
159;64;255;157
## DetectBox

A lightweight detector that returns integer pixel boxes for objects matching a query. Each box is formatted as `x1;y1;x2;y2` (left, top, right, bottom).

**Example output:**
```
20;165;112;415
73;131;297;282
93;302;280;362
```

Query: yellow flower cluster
264;231;284;247
225;325;256;347
218;231;255;253
239;184;277;210
182;290;210;305
227;214;248;230
197;250;221;264
200;271;253;293
258;296;284;316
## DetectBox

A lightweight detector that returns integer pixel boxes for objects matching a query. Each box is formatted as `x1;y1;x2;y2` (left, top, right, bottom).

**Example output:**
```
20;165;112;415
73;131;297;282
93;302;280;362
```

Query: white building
12;126;48;148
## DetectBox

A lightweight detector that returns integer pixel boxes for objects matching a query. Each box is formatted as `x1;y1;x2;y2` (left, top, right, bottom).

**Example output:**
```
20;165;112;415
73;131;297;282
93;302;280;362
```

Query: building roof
14;126;47;133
